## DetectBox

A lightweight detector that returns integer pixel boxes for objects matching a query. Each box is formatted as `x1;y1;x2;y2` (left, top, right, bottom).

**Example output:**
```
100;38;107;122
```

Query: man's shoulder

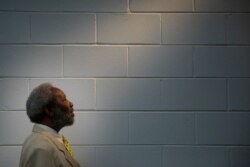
23;131;56;151
20;132;59;167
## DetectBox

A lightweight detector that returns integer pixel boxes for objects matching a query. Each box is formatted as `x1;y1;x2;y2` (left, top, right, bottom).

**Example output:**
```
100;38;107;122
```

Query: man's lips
69;108;74;117
71;109;74;117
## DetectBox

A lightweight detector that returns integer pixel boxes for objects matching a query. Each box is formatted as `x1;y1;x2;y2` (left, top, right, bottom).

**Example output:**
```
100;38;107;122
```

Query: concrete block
226;14;250;44
0;111;32;144
63;112;128;144
0;0;12;10
162;14;226;44
96;147;162;167
0;45;62;77
230;147;250;167
96;79;161;110
130;112;195;144
196;112;250;145
196;0;250;12
0;0;126;12
130;0;193;12
0;0;62;11
194;46;250;77
161;79;227;110
0;146;22;167
0;79;28;110
31;14;95;43
63;0;127;12
71;146;96;167
64;46;127;77
128;46;192;77
0;13;30;43
228;79;250;110
29;79;95;110
97;14;161;44
163;147;228;167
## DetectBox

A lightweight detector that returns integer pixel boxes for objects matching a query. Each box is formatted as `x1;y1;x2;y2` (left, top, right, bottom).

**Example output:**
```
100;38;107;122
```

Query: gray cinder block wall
0;0;250;167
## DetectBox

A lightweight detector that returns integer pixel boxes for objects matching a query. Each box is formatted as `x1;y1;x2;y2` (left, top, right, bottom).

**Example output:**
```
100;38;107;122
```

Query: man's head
26;83;74;131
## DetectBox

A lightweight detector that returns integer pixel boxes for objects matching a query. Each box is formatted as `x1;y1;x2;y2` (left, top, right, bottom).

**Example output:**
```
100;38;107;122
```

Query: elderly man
19;83;80;167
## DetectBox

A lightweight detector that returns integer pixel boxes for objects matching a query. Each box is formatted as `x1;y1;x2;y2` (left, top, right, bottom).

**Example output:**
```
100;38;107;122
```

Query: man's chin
65;118;74;126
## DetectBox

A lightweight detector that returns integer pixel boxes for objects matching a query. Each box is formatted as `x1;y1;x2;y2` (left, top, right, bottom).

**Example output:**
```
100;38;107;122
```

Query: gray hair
26;83;54;123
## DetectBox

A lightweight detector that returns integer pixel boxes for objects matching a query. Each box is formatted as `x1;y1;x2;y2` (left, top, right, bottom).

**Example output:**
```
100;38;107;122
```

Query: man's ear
44;108;54;118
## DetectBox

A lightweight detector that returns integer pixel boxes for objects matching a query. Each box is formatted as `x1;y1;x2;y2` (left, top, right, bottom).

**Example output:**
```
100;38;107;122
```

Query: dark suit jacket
19;124;80;167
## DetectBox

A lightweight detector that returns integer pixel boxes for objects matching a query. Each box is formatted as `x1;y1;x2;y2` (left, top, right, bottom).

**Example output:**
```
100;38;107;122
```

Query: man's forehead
51;87;66;96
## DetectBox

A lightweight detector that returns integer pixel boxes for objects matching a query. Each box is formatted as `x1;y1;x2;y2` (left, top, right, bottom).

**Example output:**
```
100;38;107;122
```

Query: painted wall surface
0;0;250;166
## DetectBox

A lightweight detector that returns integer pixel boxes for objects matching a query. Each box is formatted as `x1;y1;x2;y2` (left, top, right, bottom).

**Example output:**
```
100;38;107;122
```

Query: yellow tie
62;136;74;158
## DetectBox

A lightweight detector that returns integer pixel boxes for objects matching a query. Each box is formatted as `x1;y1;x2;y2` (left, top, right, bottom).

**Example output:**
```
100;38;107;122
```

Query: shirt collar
35;123;62;138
